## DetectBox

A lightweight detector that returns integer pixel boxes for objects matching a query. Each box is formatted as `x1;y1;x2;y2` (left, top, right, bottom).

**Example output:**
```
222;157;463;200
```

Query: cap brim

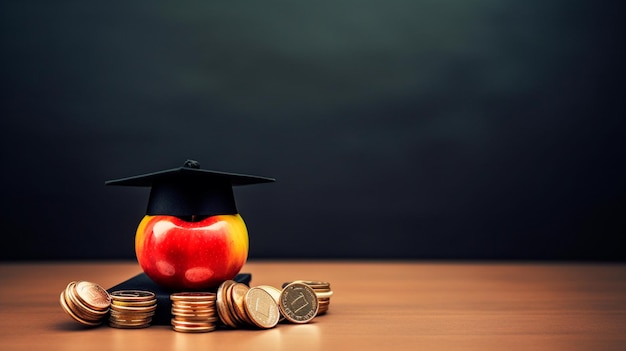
105;167;275;187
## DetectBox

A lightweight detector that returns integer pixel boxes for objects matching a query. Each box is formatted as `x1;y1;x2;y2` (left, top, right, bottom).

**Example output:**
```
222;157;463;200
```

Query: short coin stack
216;280;281;329
170;292;218;333
108;290;157;329
284;280;333;316
59;281;111;326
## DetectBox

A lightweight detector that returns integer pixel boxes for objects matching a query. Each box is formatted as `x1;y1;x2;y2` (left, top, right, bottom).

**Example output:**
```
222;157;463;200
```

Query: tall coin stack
283;280;333;316
108;290;157;329
59;281;111;326
170;292;218;333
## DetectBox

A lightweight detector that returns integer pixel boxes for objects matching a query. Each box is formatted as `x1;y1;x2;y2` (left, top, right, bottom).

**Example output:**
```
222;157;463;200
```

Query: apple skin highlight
135;214;249;290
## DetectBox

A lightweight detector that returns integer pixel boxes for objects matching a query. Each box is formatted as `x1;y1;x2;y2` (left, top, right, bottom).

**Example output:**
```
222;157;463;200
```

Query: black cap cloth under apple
105;160;275;218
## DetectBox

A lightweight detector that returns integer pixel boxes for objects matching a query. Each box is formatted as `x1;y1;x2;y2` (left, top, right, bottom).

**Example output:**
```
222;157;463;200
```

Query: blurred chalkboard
1;0;624;261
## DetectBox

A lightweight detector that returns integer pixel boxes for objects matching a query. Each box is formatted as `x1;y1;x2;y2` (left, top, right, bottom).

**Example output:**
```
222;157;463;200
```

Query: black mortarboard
105;160;275;218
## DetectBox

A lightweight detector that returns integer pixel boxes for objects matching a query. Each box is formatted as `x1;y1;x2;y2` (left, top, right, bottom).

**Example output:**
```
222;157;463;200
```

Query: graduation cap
105;159;275;219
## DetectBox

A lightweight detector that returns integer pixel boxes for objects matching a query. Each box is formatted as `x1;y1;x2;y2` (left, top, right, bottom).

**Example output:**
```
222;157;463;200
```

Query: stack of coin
216;280;281;329
279;282;319;323
170;292;218;333
300;280;333;315
283;280;333;316
59;281;111;326
108;290;157;329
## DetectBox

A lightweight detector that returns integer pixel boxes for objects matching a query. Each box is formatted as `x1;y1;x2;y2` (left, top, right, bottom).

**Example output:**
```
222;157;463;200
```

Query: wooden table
1;260;625;350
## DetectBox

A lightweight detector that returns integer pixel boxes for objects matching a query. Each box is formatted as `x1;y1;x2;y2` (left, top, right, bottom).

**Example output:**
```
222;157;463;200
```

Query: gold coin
315;291;334;299
171;303;215;310
216;280;238;328
171;318;215;327
172;300;215;306
230;283;252;326
224;282;246;327
111;299;157;307
171;305;214;311
170;292;216;301
244;287;280;329
109;321;151;329
74;281;111;311
66;282;109;316
109;318;152;325
111;305;156;312
171;302;215;310
109;314;152;323
171;307;215;316
279;282;319;324
171;307;215;315
64;285;108;322
109;312;154;320
109;308;155;315
172;325;216;333
110;290;156;302
59;291;102;327
64;294;99;321
294;280;331;288
172;314;219;323
255;285;286;322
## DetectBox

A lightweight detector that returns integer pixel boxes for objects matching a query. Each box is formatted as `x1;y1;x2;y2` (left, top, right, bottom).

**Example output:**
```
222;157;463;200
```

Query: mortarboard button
105;159;275;219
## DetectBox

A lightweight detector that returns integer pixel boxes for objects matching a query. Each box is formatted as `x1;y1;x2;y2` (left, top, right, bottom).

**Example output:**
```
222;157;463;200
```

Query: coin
109;304;157;313
109;289;156;328
256;285;282;304
315;291;334;299
230;282;252;326
216;280;238;328
109;321;151;329
170;292;216;301
283;280;333;315
172;325;216;333
74;281;111;311
59;281;110;327
59;290;102;327
279;282;319;324
170;291;218;333
171;318;215;327
171;300;215;306
172;308;214;315
244;287;280;329
111;299;157;307
110;290;156;301
65;285;108;320
292;280;331;289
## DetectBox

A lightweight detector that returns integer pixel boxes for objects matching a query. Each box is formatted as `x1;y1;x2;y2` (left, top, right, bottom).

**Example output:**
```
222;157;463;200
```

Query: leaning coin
244;287;280;329
74;281;111;311
65;285;108;320
59;291;102;327
216;281;238;328
256;285;282;304
279;282;319;323
229;282;252;326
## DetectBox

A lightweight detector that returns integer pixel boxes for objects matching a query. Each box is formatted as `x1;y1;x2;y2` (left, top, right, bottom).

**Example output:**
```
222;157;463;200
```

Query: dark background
1;0;624;261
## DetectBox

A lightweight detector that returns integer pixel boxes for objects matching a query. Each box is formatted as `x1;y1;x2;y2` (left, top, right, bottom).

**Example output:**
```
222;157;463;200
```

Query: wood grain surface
1;261;625;351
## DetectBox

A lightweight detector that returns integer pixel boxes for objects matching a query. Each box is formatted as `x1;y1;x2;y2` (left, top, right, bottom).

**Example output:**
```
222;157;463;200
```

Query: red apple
135;214;249;290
